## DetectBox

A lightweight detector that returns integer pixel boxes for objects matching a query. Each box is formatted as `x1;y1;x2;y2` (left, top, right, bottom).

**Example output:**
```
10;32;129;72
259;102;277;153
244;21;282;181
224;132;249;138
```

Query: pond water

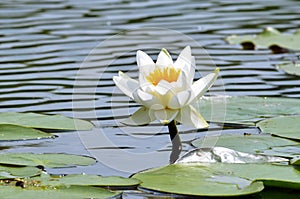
1;0;300;197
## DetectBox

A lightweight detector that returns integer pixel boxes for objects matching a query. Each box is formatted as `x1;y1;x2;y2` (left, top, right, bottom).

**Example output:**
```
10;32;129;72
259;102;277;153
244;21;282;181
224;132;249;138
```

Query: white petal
155;80;175;96
137;51;156;90
137;50;155;73
140;80;155;93
189;68;219;103
156;48;173;67
174;46;195;87
154;109;179;124
135;89;152;101
176;105;208;128
174;46;192;70
175;68;189;90
113;71;139;99
168;90;191;109
132;89;164;110
187;56;195;85
122;107;155;126
138;75;151;90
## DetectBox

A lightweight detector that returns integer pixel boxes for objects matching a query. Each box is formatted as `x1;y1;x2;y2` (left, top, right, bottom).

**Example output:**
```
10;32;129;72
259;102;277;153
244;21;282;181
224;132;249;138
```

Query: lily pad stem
167;120;182;164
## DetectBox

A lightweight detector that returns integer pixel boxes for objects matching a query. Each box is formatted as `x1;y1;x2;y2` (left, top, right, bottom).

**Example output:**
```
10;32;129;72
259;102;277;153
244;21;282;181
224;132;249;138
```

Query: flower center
146;67;181;86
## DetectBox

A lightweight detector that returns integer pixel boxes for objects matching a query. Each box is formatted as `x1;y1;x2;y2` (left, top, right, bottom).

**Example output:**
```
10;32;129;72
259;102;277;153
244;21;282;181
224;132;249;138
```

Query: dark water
1;0;300;196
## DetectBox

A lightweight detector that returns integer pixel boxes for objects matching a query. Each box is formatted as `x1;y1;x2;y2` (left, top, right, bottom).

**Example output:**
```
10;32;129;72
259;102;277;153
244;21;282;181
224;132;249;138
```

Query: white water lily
113;46;219;128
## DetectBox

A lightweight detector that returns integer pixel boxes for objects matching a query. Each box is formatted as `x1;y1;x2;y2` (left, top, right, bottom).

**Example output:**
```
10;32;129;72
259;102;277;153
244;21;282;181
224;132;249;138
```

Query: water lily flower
113;46;219;128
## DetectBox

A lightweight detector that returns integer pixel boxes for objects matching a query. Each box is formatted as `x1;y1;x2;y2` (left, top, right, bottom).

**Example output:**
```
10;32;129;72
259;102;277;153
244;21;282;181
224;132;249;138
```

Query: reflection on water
0;0;300;179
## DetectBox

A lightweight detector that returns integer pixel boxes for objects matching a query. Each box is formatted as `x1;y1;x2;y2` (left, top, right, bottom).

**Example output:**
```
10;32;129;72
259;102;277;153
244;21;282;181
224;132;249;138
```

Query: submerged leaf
0;112;93;130
226;27;300;52
196;96;300;126
257;116;300;141
0;124;54;141
176;147;288;164
192;134;300;158
277;62;300;77
0;153;96;168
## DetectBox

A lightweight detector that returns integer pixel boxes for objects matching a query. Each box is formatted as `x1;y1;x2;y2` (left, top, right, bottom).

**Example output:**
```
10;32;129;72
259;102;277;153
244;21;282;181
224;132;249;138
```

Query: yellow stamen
146;67;181;86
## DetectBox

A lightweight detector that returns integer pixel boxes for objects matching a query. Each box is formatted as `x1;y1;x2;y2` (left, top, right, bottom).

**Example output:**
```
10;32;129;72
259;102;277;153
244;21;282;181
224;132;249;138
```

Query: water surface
0;0;299;180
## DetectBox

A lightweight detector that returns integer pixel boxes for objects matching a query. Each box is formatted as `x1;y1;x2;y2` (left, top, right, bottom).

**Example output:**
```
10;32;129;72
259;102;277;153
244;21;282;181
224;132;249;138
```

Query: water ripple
1;0;300;177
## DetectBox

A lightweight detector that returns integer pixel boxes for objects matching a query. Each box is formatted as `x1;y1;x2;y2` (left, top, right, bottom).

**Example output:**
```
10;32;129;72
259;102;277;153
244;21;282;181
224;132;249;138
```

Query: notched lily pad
132;163;264;197
196;96;300;126
277;61;300;77
132;162;300;197
0;153;96;168
0;112;93;130
257;116;300;141
192;134;300;158
0;124;55;141
226;27;300;53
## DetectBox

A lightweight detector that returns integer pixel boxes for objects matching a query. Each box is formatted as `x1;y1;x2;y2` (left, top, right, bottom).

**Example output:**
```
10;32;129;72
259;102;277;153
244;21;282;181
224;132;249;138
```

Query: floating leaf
0;124;54;141
257;116;300;141
0;165;41;179
0;112;93;130
0;185;119;199
33;173;140;188
220;163;300;190
277;62;300;77
261;145;300;159
132;162;300;197
226;27;300;52
177;147;288;164
291;157;300;165
132;163;264;197
192;134;300;158
0;153;96;168
196;96;300;126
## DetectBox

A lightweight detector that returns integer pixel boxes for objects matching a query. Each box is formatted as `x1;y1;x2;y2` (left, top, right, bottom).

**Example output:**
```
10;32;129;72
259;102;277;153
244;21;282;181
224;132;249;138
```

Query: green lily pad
0;124;54;141
0;112;93;130
132;163;300;197
33;173;140;187
192;134;300;158
0;185;119;199
291;157;300;165
132;164;264;197
291;156;300;165
257;116;300;141
197;96;300;126
277;62;300;77
226;27;300;52
262;145;300;159
220;163;300;190
0;153;96;168
0;165;41;179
